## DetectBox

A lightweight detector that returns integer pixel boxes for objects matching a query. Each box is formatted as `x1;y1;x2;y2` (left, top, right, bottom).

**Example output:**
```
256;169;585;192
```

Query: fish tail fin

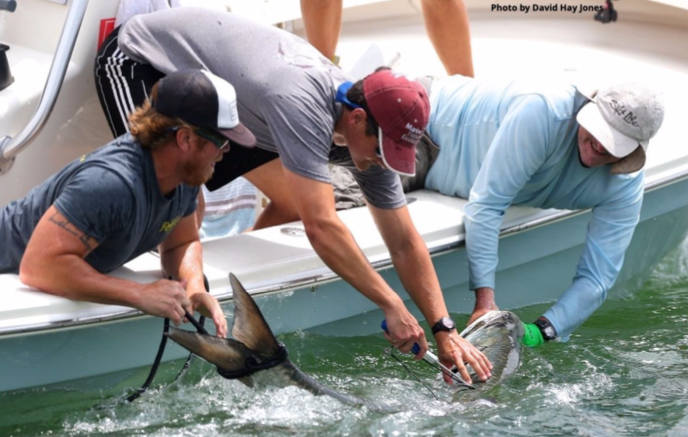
165;328;256;385
229;273;282;358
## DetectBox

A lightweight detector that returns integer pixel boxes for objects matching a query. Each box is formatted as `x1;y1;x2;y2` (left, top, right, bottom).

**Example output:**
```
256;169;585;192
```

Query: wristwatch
431;317;456;335
534;317;558;341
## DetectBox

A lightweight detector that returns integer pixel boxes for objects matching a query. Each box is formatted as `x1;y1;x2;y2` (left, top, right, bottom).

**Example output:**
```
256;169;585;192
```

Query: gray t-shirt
0;135;199;274
118;7;405;209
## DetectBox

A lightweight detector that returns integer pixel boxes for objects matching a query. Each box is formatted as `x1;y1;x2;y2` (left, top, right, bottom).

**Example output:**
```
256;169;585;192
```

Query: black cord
125;275;211;402
126;317;170;402
171;310;208;384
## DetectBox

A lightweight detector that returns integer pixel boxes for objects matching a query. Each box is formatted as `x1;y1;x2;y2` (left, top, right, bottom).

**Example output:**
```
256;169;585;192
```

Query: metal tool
381;320;475;390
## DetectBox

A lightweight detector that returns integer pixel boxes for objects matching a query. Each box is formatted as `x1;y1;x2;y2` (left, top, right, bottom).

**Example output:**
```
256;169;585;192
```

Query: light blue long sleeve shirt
425;76;644;339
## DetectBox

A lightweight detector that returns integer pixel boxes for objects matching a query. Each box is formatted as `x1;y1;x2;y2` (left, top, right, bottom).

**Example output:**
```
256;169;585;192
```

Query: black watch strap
534;317;557;341
431;317;456;335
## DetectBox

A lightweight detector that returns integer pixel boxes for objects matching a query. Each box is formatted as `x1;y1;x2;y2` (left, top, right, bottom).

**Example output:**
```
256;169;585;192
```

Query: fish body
167;274;523;408
453;310;525;400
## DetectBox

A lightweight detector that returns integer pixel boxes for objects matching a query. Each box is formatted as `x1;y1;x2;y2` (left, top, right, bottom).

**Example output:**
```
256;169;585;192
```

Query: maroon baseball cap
363;70;430;176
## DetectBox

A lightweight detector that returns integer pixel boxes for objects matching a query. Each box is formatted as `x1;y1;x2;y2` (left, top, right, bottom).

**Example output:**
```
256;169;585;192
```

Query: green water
2;239;687;437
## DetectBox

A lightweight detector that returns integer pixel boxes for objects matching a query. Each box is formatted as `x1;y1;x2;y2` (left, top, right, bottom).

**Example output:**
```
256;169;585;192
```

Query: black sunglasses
195;128;230;151
170;126;230;151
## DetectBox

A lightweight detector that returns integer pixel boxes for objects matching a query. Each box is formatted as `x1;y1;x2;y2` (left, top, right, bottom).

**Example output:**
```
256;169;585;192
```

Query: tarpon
166;273;524;409
453;310;525;401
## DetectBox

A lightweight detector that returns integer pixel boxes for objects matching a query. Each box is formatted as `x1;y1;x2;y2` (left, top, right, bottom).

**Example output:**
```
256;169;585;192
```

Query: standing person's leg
420;0;474;77
242;159;300;230
94;26;165;138
300;0;343;62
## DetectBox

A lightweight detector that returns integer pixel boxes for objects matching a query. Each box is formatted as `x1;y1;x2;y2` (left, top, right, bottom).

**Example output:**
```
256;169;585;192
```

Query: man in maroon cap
94;8;492;384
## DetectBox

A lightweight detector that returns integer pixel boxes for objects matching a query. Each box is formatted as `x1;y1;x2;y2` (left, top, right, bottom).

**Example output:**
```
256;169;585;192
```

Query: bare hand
189;292;228;338
383;304;428;359
138;279;192;325
468;287;500;326
435;330;492;385
467;307;499;326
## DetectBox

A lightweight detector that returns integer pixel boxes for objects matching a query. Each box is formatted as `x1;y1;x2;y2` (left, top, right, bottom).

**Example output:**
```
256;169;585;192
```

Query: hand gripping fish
166;274;524;409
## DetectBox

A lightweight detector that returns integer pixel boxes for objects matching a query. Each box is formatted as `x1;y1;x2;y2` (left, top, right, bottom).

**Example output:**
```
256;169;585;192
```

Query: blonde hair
128;83;180;149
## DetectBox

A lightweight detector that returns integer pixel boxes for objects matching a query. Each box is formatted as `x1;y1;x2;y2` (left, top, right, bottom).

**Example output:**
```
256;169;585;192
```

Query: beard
182;154;215;187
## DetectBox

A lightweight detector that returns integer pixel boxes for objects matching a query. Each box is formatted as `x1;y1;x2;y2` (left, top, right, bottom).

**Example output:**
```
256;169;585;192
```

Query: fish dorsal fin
230;273;282;358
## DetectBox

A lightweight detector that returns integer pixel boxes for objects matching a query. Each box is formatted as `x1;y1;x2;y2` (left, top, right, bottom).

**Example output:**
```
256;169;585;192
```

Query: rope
384;348;440;401
125;275;210;402
125;317;170;402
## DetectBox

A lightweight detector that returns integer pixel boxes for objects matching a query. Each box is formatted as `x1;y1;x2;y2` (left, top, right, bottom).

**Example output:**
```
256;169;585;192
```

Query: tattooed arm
19;206;192;325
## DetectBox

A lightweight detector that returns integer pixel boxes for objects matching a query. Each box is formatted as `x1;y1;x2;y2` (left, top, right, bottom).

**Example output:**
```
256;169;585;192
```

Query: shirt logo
160;216;181;233
277;37;337;73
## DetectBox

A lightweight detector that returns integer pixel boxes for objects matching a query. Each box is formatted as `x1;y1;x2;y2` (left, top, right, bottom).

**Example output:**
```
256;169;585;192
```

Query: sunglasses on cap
169;126;230;152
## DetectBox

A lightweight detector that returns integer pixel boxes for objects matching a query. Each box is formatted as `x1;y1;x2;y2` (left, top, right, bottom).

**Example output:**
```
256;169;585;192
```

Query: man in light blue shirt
422;76;664;345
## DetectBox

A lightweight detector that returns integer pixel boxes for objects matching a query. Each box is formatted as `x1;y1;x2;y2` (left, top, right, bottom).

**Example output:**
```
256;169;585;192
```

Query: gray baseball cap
577;82;664;174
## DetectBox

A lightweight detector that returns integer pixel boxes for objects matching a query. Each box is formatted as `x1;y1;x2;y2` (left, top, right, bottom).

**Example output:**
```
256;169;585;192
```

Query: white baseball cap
576;82;664;174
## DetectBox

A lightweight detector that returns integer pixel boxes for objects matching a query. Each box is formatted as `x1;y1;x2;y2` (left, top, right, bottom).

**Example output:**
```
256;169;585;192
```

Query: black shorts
93;26;278;190
94;25;165;138
205;144;278;191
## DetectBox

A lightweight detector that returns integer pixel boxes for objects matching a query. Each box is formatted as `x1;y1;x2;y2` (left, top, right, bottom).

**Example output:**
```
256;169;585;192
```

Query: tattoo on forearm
49;213;94;253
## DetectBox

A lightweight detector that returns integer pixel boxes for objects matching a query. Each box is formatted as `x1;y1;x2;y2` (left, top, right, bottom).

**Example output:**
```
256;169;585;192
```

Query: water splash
6;238;688;436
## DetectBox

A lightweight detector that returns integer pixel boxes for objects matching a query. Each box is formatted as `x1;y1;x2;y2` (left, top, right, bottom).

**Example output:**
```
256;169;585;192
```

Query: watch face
432;317;456;335
441;317;455;330
535;317;558;341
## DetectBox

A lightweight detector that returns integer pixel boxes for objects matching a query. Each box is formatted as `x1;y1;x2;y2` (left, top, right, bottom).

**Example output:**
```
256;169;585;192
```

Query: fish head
455;311;524;396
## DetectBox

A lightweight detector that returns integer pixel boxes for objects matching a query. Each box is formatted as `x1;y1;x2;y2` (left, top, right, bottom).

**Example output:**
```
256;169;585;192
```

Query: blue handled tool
381;320;475;389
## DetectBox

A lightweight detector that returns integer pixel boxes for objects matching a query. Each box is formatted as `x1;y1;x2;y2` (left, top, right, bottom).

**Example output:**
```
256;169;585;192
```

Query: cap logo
201;70;239;130
229;104;239;124
401;122;423;144
609;99;640;127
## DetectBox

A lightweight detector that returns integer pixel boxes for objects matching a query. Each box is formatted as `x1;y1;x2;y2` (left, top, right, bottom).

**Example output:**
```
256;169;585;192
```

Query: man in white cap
410;76;664;345
0;69;257;338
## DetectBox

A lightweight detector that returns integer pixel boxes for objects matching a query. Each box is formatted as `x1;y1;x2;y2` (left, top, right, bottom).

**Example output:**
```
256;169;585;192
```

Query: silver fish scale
454;311;525;400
